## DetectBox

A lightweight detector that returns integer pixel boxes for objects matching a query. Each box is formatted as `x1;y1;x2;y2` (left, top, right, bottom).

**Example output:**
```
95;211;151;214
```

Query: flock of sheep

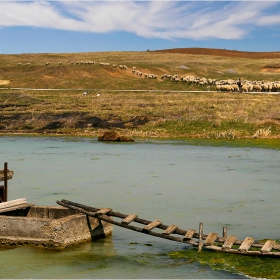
16;60;280;93
132;68;280;93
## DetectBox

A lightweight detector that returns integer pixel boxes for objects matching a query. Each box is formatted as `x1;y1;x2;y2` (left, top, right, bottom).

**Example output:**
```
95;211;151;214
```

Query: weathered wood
57;200;198;246
96;208;112;215
0;167;14;182
142;220;162;232
0;203;33;213
163;225;178;235
58;199;280;254
60;199;200;239
204;232;218;246
272;243;280;250
204;245;280;257
222;235;237;251
223;227;228;238
183;229;195;240
198;223;203;252
261;240;276;253
0;163;12;202
0;198;27;209
238;237;254;252
122;214;138;225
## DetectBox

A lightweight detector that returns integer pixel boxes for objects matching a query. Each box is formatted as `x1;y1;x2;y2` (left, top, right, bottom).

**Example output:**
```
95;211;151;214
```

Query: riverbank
1;90;280;147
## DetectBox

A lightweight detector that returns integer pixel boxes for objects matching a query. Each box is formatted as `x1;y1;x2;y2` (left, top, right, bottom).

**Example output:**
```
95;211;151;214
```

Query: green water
1;136;280;278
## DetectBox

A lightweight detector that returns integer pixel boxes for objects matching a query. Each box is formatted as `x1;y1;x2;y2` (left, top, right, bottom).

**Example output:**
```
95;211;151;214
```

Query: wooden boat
0;199;113;249
57;199;280;258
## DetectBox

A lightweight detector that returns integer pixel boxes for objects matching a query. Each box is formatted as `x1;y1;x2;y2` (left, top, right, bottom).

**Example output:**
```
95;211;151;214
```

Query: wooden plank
163;225;178;235
0;169;14;182
183;229;196;240
142;220;162;232
238;237;254;252
57;200;200;246
0;203;33;213
96;208;112;215
261;240;276;253
204;232;218;246
57;200;280;257
198;223;203;252
273;243;280;251
122;214;138;225
0;198;27;209
222;235;237;251
205;245;280;257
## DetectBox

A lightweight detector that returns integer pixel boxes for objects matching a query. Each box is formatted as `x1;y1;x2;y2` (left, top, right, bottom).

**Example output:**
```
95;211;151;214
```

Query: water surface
1;136;280;278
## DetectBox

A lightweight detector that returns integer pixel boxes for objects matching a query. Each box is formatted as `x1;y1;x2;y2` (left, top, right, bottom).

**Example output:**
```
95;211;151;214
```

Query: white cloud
0;1;279;40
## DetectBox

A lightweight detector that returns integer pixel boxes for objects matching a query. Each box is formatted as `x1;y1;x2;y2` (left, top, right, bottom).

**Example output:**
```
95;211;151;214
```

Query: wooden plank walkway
56;199;280;258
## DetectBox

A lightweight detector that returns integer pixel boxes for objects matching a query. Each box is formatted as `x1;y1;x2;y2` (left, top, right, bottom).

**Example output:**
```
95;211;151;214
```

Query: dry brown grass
1;48;280;140
152;48;280;59
1;89;280;139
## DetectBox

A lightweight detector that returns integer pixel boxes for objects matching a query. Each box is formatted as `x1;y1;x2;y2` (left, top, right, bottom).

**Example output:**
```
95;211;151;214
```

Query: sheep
46;62;50;66
231;84;239;92
82;91;88;96
27;62;31;66
59;62;62;65
18;63;21;66
119;65;127;70
241;84;249;92
218;84;233;92
252;84;262;92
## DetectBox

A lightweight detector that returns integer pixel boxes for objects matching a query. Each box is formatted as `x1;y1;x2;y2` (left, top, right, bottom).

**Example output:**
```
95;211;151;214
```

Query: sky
0;1;280;54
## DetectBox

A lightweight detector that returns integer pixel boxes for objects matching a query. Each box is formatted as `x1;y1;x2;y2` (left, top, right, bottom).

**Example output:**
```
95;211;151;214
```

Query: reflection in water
1;136;280;278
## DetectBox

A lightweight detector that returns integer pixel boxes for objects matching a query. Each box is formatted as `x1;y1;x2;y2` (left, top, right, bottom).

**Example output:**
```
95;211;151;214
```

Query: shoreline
1;131;280;150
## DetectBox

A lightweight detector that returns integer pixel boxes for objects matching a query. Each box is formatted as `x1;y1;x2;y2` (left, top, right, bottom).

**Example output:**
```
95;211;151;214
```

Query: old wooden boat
0;199;113;249
57;199;280;258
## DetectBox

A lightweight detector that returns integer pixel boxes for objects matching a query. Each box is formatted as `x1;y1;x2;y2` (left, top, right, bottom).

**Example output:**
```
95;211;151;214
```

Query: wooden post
223;227;228;239
198;222;203;252
4;162;8;202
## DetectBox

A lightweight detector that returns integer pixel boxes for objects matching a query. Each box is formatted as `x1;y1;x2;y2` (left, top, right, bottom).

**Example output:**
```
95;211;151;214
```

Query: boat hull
0;205;113;249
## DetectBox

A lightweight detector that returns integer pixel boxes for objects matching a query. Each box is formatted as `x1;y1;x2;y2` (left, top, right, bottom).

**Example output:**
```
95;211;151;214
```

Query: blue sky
0;1;280;54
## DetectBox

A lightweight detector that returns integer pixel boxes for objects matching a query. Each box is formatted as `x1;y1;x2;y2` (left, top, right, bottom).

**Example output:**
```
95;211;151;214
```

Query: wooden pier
57;199;280;258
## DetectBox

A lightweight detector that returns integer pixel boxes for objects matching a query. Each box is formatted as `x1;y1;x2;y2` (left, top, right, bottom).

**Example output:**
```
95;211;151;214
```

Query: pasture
0;48;280;143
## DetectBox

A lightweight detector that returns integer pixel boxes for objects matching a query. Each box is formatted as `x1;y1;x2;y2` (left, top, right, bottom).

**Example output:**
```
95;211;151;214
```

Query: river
1;136;280;279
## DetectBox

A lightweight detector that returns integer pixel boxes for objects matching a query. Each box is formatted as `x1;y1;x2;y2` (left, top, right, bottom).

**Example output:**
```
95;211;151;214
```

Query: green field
1;49;280;147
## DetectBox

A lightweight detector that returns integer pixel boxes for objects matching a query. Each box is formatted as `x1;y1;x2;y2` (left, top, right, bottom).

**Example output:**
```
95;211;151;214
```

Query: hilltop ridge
152;47;280;59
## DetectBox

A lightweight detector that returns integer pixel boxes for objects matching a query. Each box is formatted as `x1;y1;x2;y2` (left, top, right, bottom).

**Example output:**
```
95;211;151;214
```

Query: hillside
152;48;280;59
1;48;280;90
0;48;280;142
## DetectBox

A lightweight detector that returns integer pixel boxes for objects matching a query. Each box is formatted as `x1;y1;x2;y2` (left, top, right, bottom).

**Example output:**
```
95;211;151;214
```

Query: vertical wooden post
3;162;8;202
223;227;228;239
198;222;203;252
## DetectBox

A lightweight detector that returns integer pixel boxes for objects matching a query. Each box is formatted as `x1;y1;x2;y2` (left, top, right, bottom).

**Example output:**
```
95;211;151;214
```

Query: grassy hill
1;48;280;89
0;48;280;146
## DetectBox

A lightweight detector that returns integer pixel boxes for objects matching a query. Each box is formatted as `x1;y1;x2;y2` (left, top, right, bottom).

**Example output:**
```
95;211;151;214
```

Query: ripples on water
1;136;280;279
